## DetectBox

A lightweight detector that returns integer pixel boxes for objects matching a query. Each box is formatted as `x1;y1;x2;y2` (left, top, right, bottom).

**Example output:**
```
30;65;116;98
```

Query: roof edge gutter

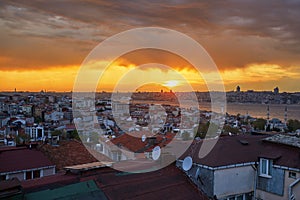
289;178;300;200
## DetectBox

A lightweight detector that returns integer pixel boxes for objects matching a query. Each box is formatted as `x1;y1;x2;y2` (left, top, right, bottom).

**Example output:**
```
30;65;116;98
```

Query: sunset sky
1;0;300;92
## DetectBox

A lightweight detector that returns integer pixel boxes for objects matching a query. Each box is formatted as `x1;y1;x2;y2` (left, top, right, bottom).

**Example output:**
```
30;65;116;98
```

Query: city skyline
1;1;300;92
0;85;298;93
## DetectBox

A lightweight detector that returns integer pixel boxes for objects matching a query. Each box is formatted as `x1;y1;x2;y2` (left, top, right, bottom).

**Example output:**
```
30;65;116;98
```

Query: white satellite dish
142;134;146;142
152;146;161;160
183;156;193;171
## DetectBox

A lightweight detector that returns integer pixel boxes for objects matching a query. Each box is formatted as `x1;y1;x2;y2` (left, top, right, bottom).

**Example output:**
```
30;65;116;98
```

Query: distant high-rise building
274;87;279;94
236;85;240;92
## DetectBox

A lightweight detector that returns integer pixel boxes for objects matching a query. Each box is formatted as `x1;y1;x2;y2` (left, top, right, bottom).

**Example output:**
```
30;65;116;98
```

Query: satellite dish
152;146;161;160
183;156;193;171
142;134;146;142
195;168;200;179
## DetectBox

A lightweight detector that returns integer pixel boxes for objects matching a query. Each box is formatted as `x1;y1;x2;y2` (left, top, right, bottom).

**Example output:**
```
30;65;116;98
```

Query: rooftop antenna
152;146;161;160
141;134;146;142
182;156;193;171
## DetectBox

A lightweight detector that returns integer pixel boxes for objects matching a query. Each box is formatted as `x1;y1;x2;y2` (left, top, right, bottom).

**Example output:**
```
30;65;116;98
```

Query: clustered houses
173;87;300;104
0;92;75;146
0;91;294;148
1;91;300;200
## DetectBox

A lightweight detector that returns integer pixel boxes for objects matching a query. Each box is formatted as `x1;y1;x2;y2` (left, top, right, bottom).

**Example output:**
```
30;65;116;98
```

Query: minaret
284;106;288;125
265;105;270;131
267;105;270;122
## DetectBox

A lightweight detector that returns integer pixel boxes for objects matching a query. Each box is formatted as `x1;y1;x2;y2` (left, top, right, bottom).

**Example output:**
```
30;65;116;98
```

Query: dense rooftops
263;134;300;148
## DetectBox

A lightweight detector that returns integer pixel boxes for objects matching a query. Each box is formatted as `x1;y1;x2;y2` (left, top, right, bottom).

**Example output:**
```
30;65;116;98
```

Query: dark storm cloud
0;0;300;70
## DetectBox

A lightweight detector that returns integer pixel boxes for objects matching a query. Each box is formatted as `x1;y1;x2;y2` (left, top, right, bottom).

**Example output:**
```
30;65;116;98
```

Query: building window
25;170;41;180
289;171;297;179
33;170;41;179
26;171;32;180
259;158;271;177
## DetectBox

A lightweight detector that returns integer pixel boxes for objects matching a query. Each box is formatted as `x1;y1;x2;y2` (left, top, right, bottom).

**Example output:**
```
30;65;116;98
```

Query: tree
69;130;80;140
206;122;219;138
16;133;30;144
252;118;267;131
287;119;300;132
194;121;221;139
194;122;209;139
51;130;63;136
223;125;240;134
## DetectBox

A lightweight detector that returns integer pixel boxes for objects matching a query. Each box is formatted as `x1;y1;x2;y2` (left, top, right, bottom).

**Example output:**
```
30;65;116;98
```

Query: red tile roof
0;147;54;173
39;140;110;170
111;132;175;153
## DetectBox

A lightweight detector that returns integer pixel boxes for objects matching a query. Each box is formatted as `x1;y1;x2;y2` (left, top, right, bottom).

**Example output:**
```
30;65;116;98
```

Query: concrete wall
256;170;299;200
257;167;284;196
214;166;255;199
4;167;55;181
43;167;55;176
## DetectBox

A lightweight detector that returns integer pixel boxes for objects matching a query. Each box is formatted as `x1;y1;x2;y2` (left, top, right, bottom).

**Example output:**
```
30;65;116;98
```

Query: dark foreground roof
0;147;54;173
0;178;22;199
180;134;300;169
25;180;107;200
22;164;208;200
94;164;208;200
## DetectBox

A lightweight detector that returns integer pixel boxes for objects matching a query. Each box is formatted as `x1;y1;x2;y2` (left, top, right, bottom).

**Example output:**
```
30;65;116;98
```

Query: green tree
16;133;30;144
69;130;80;140
206;122;219;138
194;122;220;139
51;130;63;136
252;118;267;131
194;122;209;139
223;125;240;134
287;119;300;132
